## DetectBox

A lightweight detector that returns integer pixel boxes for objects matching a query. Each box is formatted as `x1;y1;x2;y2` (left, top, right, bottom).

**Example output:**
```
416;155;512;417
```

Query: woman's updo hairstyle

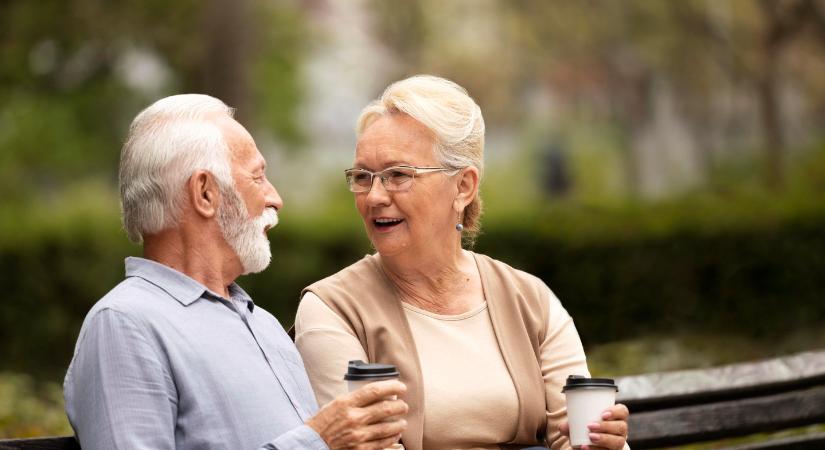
356;75;485;243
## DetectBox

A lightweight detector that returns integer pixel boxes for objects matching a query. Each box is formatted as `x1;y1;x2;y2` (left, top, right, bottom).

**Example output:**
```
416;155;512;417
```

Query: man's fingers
349;380;407;406
363;398;409;423
368;433;403;450
356;418;407;444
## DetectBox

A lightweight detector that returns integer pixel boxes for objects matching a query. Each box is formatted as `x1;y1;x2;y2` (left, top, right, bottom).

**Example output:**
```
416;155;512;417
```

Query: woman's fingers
580;403;630;449
602;403;629;420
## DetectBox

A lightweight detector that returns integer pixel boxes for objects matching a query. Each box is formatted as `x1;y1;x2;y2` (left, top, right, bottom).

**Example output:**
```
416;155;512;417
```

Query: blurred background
1;0;824;444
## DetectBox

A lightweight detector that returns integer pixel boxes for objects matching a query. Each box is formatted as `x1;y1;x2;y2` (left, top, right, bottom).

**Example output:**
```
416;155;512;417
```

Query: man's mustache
259;207;279;230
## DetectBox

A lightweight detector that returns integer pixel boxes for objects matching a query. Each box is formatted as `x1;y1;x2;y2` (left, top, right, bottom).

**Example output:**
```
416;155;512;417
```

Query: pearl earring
455;223;464;232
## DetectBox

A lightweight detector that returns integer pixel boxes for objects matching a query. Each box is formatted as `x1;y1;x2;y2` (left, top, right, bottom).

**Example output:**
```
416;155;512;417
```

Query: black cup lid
561;375;618;392
344;360;400;380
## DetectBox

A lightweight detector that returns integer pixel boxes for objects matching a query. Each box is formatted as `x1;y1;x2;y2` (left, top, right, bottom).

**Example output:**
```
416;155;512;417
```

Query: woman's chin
369;237;409;258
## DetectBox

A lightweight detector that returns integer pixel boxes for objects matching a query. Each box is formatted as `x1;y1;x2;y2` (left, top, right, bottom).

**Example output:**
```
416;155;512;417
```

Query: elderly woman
294;75;629;450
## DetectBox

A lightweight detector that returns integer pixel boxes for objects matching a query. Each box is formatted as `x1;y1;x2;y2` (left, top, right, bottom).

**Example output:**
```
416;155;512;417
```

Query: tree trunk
757;37;784;190
201;0;252;124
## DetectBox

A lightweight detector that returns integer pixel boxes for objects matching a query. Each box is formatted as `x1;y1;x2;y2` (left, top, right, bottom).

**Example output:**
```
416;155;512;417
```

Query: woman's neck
379;246;482;315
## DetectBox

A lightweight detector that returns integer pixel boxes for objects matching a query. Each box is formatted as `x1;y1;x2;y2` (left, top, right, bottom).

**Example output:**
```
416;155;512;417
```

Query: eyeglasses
344;165;459;193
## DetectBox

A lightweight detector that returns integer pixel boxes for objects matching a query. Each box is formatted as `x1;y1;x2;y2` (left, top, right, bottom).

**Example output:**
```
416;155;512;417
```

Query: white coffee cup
345;360;400;394
562;375;618;448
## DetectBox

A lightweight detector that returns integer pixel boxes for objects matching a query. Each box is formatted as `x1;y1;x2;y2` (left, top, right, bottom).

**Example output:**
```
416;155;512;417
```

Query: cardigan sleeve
295;293;405;450
294;292;368;407
540;287;590;450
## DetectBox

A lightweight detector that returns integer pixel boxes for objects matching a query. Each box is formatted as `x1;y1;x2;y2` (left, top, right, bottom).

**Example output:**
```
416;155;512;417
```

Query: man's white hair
356;75;486;238
119;94;235;244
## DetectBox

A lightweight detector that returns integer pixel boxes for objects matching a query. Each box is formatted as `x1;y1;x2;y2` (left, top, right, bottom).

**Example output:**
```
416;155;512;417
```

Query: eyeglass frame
344;164;460;193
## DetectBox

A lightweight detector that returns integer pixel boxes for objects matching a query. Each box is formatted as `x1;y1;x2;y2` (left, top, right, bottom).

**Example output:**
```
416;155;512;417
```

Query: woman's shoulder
306;253;384;290
302;253;397;316
472;252;549;292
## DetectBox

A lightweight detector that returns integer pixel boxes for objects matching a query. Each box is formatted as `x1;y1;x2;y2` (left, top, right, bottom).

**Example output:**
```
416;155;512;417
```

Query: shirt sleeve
294;292;368;406
259;424;328;450
64;308;177;450
541;288;590;450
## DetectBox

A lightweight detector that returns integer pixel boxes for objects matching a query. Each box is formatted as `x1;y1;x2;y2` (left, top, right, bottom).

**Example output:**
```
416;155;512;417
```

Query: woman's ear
454;166;480;212
188;170;220;219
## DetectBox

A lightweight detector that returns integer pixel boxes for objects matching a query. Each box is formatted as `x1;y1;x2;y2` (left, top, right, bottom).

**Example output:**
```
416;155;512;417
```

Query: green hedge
2;197;824;378
478;216;825;346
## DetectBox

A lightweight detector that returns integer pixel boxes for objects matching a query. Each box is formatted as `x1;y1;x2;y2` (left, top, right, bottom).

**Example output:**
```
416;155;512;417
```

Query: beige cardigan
303;252;552;449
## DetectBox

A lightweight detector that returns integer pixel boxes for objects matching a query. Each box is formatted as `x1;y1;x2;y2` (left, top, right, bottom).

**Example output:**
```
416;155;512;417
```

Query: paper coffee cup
562;375;618;448
344;360;400;393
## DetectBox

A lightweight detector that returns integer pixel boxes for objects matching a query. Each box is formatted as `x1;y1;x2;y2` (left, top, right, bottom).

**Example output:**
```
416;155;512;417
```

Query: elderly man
64;94;407;450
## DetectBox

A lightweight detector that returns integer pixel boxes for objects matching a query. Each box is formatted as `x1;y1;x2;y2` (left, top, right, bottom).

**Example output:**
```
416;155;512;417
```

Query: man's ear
454;166;480;212
188;170;220;219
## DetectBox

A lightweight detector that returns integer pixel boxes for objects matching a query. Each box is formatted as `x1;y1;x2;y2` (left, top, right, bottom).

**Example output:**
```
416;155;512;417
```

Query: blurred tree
367;0;825;195
0;0;309;203
754;0;825;189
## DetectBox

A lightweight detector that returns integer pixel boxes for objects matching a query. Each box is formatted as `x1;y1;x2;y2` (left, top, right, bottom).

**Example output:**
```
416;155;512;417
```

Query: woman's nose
365;176;391;206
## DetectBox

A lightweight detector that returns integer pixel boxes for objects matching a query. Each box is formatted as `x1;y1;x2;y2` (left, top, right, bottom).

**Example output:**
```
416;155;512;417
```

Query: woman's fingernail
589;433;602;442
587;422;601;431
602;410;613;420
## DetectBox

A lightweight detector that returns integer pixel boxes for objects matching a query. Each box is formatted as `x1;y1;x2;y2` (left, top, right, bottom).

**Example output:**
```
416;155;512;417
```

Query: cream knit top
295;286;589;450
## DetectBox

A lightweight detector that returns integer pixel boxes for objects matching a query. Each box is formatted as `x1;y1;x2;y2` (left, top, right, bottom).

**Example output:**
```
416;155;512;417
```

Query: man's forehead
215;117;262;166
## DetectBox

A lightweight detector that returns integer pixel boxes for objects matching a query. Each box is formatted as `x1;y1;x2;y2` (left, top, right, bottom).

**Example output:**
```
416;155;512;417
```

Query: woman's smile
373;217;405;232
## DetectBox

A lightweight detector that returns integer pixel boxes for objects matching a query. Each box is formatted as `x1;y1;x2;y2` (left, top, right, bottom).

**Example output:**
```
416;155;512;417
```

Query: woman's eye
390;171;412;181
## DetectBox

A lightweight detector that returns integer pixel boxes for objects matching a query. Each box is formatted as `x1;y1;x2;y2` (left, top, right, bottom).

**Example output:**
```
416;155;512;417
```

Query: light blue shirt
64;257;328;450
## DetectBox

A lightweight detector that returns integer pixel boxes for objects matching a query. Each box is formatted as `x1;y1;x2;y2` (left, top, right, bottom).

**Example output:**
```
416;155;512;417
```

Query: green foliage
2;184;824;379
478;198;825;347
0;373;71;438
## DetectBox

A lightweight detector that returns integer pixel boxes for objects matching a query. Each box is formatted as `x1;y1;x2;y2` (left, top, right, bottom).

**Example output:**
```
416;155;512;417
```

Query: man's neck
143;227;240;299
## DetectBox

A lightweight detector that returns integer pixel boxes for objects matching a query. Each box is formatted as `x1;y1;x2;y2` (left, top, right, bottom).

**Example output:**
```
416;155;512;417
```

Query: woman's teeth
375;218;404;227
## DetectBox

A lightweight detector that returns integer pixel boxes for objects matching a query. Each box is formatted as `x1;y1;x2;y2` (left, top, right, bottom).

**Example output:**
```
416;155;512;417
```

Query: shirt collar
125;257;254;311
228;282;256;312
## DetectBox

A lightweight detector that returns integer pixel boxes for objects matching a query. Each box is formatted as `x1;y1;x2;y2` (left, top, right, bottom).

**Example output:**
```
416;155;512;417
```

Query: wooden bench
0;437;78;450
2;349;824;449
618;348;825;449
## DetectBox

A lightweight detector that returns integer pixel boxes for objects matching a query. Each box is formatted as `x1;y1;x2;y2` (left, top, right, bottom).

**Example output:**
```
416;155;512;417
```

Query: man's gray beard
217;185;278;275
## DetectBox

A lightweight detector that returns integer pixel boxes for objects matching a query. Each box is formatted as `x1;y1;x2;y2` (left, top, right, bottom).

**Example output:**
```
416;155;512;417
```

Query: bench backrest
617;348;825;449
3;349;825;449
0;437;79;450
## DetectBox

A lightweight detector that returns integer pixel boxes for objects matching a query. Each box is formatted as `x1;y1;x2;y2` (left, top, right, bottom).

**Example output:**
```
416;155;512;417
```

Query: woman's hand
559;403;629;450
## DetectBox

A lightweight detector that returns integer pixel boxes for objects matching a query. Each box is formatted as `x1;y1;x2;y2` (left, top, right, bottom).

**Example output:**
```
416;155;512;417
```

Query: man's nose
265;178;284;211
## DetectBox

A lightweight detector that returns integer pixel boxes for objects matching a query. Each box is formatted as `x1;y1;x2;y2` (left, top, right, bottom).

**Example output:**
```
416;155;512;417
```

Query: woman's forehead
354;114;437;166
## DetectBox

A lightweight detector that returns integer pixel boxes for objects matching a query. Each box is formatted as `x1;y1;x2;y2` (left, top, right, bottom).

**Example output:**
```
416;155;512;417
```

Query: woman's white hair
356;75;485;239
119;94;235;244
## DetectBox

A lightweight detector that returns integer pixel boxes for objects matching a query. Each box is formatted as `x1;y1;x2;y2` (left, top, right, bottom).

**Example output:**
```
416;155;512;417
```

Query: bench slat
627;385;825;449
0;437;79;450
617;349;825;411
718;432;825;450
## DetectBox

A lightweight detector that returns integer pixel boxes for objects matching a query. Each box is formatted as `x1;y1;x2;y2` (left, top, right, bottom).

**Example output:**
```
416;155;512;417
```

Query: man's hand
559;403;630;450
306;380;409;450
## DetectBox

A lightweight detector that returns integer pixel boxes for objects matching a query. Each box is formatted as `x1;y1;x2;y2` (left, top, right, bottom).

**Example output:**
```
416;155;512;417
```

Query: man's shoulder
87;276;178;321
